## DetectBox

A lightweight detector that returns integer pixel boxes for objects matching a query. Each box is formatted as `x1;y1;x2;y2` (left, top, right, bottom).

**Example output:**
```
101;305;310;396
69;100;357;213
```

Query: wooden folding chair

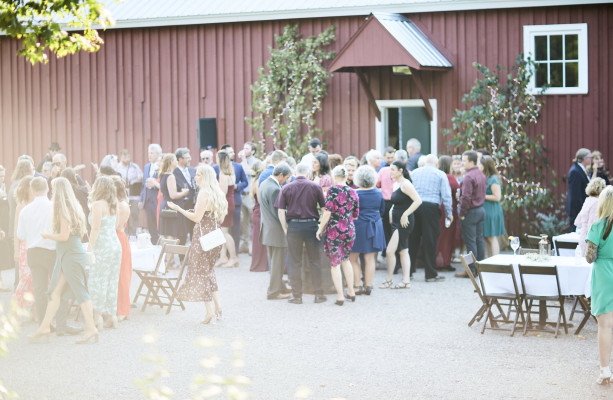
574;296;597;335
132;239;179;305
518;247;539;255
518;264;568;338
476;262;525;336
523;234;542;248
140;244;191;314
461;252;506;327
554;239;578;256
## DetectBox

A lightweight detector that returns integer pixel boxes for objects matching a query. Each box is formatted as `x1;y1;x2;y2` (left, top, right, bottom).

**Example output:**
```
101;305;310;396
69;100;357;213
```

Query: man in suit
406;138;423;171
214;145;248;253
139;143;162;245
259;162;293;300
173;147;197;244
566;148;592;232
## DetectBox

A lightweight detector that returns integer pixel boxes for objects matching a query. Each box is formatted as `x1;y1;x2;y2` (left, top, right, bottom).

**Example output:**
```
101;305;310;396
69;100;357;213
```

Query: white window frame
523;23;588;95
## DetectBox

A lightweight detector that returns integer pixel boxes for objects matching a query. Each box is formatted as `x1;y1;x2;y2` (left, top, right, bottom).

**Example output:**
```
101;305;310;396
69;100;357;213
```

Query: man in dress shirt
378;146;396;172
566;148;592;232
259;150;288;185
299;138;322;167
365;149;382;172
18;177;79;335
455;150;487;277
259;163;293;300
173;148;197;244
275;163;326;304
214;145;248;254
117;149;143;236
406;138;423;171
139;143;162;245
409;154;453;282
199;150;214;166
238;142;261;254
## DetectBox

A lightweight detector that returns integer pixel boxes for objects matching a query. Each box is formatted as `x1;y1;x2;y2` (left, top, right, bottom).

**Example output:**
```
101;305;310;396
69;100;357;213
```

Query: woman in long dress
586;186;613;384
380;161;422;290
216;150;238;267
249;161;269;272
29;178;98;344
480;156;506;257
111;176;132;321
435;156;460;270
12;176;34;312
168;164;228;324
316;166;359;305
158;153;190;242
87;176;122;329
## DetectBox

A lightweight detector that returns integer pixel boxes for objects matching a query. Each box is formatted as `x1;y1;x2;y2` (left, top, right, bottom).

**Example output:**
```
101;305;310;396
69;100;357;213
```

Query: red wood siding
0;4;611;187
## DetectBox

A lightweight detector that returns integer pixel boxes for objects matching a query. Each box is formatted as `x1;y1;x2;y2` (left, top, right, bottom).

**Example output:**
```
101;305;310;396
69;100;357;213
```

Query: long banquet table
552;231;580;256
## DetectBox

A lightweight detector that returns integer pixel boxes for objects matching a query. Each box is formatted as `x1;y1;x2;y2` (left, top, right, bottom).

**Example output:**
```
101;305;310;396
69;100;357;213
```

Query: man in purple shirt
456;150;487;277
275;163;326;304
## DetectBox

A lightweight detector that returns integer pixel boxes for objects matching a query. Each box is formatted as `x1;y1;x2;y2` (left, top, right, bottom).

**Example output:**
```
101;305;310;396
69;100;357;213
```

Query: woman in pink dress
111;176;132;321
575;177;606;256
249;161;268;272
12;175;35;312
216;150;238;267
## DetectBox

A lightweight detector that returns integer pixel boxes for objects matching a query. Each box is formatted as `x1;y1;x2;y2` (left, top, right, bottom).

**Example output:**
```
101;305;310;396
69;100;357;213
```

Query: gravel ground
0;254;609;400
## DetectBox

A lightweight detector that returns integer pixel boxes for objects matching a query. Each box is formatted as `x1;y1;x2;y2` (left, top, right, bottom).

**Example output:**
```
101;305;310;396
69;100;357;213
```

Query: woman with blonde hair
110;176;132;321
586;186;613;384
575;177;606;256
216;150;238;267
158;153;190;241
249;160;268;272
590;150;611;186
87;176;122;330
168;164;228;324
12;175;35;311
29;178;98;344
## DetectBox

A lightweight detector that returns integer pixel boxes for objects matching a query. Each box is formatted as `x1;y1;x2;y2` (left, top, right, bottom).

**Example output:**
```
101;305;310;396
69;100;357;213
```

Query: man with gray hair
199;150;214;166
259;162;293;300
394;149;408;165
567;148;592;232
409;154;452;282
365;149;382;171
275;163;326;304
406;138;422;171
140;143;163;244
259;150;289;185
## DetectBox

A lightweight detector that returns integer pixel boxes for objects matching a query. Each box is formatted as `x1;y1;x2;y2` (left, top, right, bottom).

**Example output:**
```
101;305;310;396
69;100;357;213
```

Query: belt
289;218;317;223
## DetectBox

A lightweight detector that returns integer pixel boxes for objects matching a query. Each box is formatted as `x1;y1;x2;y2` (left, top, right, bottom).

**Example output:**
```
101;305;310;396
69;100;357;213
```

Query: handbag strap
199;212;219;237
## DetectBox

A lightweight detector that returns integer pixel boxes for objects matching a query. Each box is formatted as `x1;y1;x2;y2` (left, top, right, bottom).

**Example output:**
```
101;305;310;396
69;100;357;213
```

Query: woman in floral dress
316;166;359;306
168;164;228;324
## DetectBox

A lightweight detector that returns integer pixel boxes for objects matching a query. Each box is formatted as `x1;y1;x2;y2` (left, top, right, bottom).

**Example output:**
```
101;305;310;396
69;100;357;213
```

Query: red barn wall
0;4;611;187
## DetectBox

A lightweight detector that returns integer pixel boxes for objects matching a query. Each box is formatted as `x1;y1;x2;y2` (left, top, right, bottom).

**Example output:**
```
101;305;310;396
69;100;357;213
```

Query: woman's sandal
379;280;393;289
392;281;411;289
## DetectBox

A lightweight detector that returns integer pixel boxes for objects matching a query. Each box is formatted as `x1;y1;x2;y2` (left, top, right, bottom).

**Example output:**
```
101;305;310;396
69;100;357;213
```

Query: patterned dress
12;240;33;309
89;214;122;314
178;211;222;302
322;185;359;265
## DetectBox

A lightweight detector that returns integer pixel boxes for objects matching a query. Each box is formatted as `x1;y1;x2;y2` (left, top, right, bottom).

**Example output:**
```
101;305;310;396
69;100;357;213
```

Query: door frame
375;99;438;155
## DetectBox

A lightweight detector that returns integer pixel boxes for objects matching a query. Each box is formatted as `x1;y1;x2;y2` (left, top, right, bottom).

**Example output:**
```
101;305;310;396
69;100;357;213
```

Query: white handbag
199;219;226;251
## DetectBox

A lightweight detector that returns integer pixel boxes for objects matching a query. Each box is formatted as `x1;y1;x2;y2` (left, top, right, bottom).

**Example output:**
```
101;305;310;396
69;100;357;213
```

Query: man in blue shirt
258;150;288;186
408;154;453;282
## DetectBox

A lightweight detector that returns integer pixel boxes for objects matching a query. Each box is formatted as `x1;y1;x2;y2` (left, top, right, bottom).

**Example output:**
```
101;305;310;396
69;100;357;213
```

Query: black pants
145;205;159;245
27;248;70;328
286;220;323;297
460;206;486;274
409;202;442;279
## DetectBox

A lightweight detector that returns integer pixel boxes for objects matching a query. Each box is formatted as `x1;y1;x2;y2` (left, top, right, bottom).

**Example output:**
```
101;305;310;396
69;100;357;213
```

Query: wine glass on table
510;236;520;256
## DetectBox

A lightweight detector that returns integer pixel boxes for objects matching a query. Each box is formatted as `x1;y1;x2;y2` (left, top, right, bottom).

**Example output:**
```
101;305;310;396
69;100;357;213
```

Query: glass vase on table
510;237;520;256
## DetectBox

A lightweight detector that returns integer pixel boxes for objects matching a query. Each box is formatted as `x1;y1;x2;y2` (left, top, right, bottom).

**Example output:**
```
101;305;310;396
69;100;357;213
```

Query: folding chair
140;244;191;314
132;239;179;305
574;296;597;335
475;262;525;336
554;239;578;256
461;252;507;327
518;264;568;337
523;234;542;248
518;247;539;255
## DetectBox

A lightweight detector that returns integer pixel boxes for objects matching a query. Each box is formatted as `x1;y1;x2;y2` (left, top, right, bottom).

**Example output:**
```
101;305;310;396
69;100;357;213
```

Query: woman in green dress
479;156;505;257
586;186;613;385
28;178;98;344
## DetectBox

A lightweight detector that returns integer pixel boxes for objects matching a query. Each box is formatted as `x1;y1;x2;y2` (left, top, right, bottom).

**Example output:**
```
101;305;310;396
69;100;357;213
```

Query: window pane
550;35;563;60
535;36;548;61
565;34;578;60
535;62;548;87
550;62;563;87
566;62;579;87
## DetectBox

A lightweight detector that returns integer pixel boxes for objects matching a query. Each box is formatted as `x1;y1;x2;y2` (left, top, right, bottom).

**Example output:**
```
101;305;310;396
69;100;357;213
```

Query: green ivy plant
0;0;115;64
444;54;554;213
246;24;335;159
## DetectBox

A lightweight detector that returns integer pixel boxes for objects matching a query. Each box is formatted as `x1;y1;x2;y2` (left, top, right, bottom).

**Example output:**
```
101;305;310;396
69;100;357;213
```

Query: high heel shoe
354;286;364;295
344;293;356;302
76;330;99;344
223;259;239;268
215;309;223;321
201;313;216;325
335;300;344;306
28;330;50;343
597;367;611;385
363;286;373;296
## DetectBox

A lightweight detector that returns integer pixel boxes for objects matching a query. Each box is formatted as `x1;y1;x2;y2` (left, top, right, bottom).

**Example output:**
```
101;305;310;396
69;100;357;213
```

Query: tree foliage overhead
0;0;114;64
246;24;335;159
445;54;553;212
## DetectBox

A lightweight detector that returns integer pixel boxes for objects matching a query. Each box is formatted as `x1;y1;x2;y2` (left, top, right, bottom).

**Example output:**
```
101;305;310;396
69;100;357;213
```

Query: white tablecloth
131;244;162;273
552;232;580;256
480;254;592;297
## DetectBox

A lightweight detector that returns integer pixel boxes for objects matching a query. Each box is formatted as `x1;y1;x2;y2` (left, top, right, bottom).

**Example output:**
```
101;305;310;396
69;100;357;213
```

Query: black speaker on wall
197;118;217;149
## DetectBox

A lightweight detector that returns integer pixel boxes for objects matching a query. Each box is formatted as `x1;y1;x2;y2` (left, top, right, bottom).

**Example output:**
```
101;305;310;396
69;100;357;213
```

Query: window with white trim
523;23;588;95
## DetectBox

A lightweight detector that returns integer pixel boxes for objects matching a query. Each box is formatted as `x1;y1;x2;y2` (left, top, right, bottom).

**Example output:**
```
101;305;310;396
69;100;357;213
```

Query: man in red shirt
455;150;487;278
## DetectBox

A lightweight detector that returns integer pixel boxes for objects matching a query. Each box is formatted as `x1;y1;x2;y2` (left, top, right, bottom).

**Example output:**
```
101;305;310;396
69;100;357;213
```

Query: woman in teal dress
87;176;122;330
28;178;98;344
586;186;613;385
480;156;505;257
